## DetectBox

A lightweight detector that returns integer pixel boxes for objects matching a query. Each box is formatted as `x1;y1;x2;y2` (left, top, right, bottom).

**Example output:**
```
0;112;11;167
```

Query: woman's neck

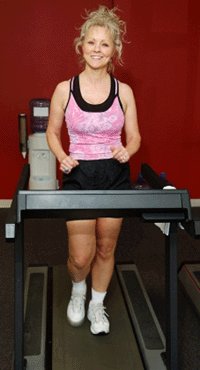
80;68;110;85
78;69;111;104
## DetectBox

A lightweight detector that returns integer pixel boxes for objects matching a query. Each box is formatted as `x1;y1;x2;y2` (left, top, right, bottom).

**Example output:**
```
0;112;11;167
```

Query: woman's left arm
121;82;141;157
111;82;141;162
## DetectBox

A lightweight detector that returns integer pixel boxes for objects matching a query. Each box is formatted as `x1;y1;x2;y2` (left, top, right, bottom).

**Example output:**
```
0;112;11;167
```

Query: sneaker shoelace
91;303;109;323
71;294;85;312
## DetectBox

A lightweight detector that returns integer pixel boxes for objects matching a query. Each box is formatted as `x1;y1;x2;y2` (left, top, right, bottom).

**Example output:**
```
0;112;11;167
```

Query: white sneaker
87;301;110;335
67;293;86;327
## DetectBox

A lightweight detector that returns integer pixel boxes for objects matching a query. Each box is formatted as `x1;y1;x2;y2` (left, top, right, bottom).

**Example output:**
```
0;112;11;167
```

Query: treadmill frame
5;164;192;370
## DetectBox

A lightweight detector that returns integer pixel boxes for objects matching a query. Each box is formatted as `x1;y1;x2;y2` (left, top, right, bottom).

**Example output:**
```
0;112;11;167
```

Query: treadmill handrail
17;188;191;208
5;164;193;239
5;164;29;240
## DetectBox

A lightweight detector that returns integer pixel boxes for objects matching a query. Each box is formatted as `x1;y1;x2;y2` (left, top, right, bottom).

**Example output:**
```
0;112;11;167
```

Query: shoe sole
90;331;110;337
91;330;110;335
67;316;85;327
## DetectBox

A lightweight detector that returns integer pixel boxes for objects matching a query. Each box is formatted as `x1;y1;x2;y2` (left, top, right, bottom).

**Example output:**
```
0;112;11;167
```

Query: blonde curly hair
74;5;127;72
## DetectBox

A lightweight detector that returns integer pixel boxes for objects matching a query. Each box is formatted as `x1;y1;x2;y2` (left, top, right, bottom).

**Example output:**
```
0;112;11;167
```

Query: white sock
72;280;87;295
91;288;107;304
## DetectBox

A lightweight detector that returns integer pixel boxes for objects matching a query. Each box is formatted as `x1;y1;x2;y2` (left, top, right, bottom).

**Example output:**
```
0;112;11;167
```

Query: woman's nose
94;43;100;52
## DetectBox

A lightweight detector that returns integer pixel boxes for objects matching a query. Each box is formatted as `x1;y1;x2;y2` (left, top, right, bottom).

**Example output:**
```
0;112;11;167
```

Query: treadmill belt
52;265;144;370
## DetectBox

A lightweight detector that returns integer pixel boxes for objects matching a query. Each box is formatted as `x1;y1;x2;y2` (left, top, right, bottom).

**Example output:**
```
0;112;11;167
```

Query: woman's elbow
137;133;142;150
132;132;141;152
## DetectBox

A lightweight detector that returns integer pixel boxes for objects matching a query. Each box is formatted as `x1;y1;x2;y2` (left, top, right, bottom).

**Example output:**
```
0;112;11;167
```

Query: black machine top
5;163;199;239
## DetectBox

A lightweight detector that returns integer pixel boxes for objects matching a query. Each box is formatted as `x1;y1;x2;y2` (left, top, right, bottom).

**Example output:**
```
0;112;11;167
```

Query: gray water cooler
28;99;58;190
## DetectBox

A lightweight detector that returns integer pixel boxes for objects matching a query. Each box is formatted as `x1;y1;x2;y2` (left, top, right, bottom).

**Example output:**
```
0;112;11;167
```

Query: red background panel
115;0;200;196
0;0;200;198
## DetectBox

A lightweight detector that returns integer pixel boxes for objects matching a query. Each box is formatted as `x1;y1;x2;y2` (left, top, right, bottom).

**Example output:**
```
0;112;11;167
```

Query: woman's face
81;26;115;70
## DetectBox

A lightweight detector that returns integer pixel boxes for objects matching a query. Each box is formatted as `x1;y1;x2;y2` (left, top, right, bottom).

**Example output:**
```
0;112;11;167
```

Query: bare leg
87;217;123;334
66;219;97;326
91;217;123;292
66;219;97;282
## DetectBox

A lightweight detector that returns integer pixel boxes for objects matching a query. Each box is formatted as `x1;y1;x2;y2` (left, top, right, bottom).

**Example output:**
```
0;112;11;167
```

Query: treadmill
5;163;198;370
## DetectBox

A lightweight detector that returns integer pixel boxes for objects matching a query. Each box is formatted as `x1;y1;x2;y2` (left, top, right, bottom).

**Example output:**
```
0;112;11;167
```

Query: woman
46;5;141;335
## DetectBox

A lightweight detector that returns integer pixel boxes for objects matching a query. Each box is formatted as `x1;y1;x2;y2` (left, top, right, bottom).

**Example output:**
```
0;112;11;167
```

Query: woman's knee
68;249;94;270
95;218;122;261
96;240;116;261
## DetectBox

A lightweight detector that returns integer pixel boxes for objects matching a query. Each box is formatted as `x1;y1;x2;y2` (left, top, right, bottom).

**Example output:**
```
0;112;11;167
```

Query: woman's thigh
96;217;123;254
66;219;97;260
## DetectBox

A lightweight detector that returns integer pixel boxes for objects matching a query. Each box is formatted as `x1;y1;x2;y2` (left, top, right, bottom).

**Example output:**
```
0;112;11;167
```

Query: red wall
0;0;200;198
115;0;200;197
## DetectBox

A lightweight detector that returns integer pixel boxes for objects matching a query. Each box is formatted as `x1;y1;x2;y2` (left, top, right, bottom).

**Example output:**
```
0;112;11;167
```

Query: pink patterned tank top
64;75;125;160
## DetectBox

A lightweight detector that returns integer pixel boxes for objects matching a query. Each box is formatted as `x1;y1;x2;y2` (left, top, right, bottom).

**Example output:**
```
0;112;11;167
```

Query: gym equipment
179;263;200;316
116;263;166;369
5;163;199;370
24;266;48;369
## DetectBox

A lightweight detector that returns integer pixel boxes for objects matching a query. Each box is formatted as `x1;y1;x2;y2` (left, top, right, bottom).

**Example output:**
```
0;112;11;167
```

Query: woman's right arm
46;81;79;173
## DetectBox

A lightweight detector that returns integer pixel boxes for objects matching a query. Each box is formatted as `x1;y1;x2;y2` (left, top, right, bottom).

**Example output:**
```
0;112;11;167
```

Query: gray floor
1;208;200;370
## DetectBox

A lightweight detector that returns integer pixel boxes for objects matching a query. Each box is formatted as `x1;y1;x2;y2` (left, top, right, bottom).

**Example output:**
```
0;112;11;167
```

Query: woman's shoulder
117;80;135;106
50;78;74;110
52;78;73;106
54;79;71;94
117;80;133;95
116;79;136;112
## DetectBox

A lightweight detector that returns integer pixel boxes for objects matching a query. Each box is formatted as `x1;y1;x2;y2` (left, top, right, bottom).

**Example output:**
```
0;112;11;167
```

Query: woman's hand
111;146;130;163
60;155;79;174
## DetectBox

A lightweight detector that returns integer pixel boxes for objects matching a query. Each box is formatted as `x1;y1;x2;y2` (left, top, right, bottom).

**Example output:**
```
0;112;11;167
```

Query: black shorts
62;159;132;190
